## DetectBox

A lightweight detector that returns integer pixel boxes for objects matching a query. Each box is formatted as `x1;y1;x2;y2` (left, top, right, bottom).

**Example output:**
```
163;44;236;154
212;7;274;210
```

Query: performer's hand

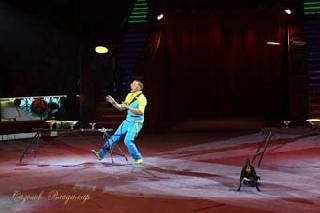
106;95;116;104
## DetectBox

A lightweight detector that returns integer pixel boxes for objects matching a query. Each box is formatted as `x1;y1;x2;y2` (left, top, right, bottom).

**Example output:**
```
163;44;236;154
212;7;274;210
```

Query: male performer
92;80;147;164
237;158;261;192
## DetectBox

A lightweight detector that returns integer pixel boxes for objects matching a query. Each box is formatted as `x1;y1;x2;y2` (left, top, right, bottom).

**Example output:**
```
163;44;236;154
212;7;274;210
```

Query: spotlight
284;9;292;15
95;46;109;54
266;42;281;46
157;14;164;21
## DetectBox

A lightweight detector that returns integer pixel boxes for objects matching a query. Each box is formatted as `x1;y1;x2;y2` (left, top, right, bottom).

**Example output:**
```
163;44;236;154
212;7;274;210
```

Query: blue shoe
134;158;144;164
91;150;102;161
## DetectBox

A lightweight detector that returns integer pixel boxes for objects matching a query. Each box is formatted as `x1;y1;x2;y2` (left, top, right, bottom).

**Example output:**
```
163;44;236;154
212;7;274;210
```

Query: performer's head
244;158;252;173
130;80;144;92
245;164;252;173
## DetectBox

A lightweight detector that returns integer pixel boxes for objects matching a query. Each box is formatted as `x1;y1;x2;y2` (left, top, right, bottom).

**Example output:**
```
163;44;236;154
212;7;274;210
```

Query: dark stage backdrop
147;13;288;122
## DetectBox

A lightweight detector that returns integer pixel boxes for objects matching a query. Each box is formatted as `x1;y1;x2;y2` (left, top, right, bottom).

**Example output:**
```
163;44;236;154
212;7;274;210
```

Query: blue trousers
98;120;143;160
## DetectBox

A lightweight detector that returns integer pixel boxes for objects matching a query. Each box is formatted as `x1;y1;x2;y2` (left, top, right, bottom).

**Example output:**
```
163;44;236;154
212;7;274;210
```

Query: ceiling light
284;9;292;15
157;14;164;21
266;42;281;46
95;46;109;54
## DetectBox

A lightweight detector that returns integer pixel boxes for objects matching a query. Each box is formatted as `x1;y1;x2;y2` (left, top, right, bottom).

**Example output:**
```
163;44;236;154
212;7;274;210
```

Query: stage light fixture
95;46;109;54
157;14;164;21
266;42;281;46
284;9;292;15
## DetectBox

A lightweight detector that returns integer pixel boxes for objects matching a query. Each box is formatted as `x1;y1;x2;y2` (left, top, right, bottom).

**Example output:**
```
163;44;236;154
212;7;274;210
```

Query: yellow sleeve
137;95;147;113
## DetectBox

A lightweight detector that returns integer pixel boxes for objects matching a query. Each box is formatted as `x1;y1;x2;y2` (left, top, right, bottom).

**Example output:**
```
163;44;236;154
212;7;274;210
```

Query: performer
237;158;261;192
92;80;147;164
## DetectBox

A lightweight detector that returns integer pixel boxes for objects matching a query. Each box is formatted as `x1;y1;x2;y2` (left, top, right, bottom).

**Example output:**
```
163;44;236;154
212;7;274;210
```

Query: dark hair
245;158;251;165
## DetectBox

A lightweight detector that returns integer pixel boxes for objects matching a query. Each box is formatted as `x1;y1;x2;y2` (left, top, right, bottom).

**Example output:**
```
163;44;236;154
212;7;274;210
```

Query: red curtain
161;14;288;120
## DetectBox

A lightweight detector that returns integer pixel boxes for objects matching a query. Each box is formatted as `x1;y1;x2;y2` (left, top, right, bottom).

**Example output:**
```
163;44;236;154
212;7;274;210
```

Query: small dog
237;158;261;192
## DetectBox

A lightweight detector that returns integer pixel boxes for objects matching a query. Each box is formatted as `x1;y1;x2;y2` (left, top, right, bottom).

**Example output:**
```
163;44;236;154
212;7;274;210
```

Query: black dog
237;159;261;192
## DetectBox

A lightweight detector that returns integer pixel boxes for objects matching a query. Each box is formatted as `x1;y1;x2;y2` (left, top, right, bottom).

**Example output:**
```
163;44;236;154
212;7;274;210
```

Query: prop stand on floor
100;127;128;165
253;119;320;167
19;130;42;163
18;121;114;163
252;128;273;167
